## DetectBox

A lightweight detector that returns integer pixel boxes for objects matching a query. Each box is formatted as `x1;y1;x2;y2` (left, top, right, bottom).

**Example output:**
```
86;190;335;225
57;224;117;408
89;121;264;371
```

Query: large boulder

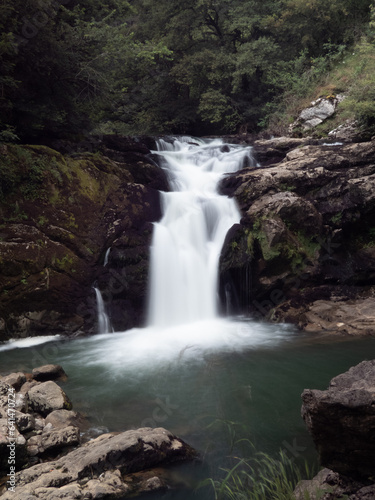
28;381;72;416
301;360;375;480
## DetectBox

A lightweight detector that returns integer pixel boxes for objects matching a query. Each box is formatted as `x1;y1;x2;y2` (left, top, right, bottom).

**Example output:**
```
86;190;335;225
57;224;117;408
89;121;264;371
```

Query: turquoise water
0;323;374;498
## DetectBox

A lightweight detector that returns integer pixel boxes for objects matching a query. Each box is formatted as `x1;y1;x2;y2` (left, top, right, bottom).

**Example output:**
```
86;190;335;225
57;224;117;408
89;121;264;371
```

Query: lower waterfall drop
94;287;111;334
147;137;256;328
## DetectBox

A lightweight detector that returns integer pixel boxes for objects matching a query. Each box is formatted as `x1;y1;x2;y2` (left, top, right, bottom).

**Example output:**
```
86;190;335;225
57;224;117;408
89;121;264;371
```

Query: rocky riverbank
0;365;197;499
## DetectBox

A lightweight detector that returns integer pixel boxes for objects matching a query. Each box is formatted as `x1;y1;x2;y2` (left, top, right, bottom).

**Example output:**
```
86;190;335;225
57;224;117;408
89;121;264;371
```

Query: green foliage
330;212;343;224
0;0;373;137
198;90;240;132
0;145;62;201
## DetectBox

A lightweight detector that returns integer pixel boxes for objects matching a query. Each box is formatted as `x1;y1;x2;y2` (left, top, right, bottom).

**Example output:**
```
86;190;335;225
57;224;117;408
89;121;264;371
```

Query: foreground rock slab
0;427;197;499
301;360;375;480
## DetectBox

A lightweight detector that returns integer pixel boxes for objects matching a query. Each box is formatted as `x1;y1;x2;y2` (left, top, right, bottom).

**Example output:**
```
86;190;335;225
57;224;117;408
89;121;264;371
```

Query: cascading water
147;137;256;327
103;247;111;267
94;287;111;334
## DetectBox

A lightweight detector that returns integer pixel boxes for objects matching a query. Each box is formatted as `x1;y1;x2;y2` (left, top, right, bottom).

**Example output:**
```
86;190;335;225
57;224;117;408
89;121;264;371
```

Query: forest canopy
0;0;373;141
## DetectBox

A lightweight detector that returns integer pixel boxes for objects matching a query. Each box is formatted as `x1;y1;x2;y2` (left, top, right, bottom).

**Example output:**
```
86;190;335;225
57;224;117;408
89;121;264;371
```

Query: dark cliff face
219;138;375;334
0;137;168;341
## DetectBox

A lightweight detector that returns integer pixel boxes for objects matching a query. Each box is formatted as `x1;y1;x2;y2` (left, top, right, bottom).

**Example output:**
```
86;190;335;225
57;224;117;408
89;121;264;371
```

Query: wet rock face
219;139;375;329
0;137;167;339
301;360;375;480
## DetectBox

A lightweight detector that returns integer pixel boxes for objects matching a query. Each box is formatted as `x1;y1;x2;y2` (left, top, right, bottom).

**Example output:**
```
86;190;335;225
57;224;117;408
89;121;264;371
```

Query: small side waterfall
103;248;111;267
94;287;111;334
147;137;256;327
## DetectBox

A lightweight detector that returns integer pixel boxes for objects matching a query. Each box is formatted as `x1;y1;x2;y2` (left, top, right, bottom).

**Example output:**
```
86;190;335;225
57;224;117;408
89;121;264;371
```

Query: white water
147;137;255;327
103;247;111;267
94;287;111;334
0;335;61;352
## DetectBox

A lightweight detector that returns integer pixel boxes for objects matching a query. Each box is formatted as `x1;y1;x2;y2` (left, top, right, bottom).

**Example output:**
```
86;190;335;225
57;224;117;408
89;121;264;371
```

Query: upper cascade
147;137;256;327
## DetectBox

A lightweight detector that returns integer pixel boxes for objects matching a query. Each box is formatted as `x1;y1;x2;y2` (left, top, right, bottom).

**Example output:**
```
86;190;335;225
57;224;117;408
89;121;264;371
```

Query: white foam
0;335;61;352
70;319;295;372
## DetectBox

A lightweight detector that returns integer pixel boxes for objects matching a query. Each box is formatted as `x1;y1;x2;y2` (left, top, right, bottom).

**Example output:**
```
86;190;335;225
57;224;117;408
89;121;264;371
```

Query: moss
330;212;343;224
294;231;320;259
53;254;77;273
66;214;78;231
279;183;296;192
0;144;70;202
245;229;255;256
250;215;320;273
36;215;49;227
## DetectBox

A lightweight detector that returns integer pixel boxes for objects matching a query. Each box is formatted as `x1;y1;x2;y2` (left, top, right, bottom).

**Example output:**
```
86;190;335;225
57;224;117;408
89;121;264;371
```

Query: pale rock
28;381;72;416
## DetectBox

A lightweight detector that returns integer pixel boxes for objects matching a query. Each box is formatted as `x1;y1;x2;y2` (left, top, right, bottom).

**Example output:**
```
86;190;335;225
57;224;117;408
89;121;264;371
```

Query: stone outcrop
0;137;168;340
219;138;375;333
289;95;345;132
295;361;375;499
0;366;197;499
302;360;375;479
328;119;360;142
273;291;375;335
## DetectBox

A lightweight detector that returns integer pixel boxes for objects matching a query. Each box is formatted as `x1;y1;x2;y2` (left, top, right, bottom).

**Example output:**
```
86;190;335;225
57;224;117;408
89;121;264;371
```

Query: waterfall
104;247;111;267
94;287;111;334
147;137;256;327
